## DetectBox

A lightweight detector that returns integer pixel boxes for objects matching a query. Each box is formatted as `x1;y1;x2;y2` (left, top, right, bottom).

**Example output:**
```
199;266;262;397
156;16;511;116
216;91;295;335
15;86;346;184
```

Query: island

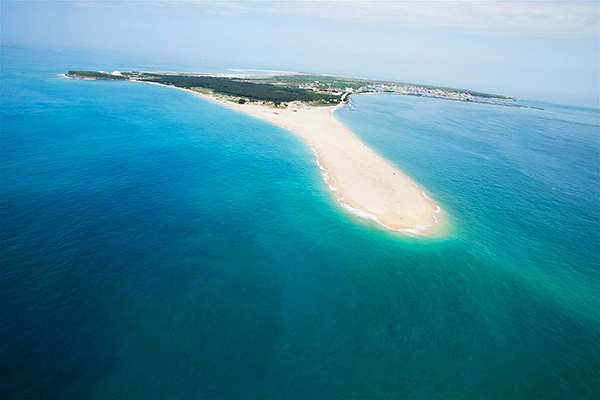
69;69;515;233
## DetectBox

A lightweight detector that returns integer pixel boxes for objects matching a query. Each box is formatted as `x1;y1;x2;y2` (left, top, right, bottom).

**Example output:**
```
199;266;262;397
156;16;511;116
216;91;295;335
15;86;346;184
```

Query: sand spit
139;81;442;234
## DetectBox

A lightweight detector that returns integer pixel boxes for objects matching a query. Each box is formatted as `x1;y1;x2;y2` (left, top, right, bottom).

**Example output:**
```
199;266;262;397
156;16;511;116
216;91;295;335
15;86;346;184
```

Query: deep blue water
1;46;599;399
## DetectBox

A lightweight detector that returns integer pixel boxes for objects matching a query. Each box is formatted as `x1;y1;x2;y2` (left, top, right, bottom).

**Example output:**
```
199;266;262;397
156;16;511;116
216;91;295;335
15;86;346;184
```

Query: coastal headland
66;70;448;233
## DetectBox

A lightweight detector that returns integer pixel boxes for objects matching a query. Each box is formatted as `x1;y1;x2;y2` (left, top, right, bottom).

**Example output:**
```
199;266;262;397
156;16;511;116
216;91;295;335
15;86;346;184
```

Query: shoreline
135;80;443;234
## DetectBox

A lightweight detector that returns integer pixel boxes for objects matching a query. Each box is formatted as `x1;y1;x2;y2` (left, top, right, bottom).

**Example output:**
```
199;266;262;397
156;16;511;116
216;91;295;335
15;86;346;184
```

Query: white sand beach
142;82;442;233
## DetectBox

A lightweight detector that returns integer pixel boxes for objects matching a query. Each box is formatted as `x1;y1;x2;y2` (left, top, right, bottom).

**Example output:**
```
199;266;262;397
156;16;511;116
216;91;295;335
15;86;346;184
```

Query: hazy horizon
2;0;599;106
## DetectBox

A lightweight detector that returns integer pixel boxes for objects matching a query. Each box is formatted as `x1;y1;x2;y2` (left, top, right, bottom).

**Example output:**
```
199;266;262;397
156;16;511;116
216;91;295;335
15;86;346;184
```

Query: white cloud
70;0;599;36
205;0;599;36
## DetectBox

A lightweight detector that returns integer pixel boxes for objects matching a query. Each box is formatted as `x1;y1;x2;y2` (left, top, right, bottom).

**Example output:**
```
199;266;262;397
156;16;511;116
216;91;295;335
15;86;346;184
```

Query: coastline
137;80;443;234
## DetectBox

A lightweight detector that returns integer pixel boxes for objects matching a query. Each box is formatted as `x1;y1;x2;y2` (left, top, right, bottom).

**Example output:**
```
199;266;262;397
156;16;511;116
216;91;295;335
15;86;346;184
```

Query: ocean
1;46;598;399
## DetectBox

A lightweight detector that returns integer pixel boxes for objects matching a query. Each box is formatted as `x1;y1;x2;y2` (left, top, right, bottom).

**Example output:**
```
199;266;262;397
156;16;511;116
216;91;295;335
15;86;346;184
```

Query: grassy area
258;74;372;90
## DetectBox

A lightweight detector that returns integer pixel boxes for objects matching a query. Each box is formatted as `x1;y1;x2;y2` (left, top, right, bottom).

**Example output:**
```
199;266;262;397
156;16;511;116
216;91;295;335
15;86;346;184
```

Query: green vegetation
260;74;372;90
67;70;128;80
140;74;339;104
66;69;511;102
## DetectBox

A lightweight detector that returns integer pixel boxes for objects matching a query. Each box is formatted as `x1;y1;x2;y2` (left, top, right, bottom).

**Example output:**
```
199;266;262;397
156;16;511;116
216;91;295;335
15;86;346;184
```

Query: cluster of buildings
393;85;476;101
299;81;354;96
296;80;493;104
356;83;476;101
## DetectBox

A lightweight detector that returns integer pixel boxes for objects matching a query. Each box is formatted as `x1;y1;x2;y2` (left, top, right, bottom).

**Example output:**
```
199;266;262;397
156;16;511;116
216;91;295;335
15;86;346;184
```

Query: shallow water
1;46;599;399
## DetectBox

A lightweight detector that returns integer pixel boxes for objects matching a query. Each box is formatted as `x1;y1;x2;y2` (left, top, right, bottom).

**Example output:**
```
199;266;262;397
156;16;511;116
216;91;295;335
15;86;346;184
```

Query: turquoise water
1;46;599;399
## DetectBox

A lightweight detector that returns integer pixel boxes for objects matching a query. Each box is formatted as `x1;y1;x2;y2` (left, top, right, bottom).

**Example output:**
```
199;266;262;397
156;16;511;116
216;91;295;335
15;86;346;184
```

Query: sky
2;0;599;105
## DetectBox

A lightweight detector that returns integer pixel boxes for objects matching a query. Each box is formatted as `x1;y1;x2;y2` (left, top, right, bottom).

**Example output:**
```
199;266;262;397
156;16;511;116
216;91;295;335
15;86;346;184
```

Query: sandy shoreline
137;81;442;234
